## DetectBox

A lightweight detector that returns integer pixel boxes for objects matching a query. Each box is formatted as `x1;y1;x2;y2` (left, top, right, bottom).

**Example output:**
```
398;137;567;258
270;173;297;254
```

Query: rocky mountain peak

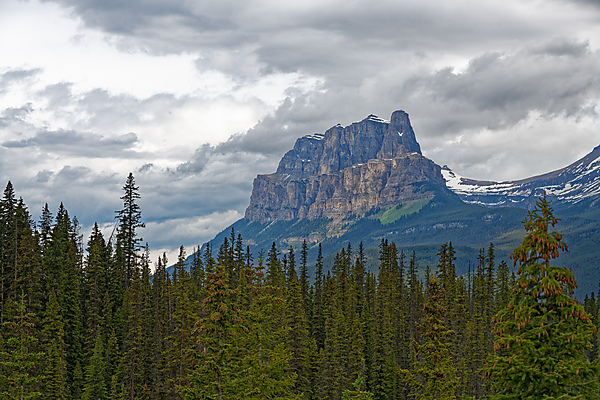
245;110;444;223
275;110;421;178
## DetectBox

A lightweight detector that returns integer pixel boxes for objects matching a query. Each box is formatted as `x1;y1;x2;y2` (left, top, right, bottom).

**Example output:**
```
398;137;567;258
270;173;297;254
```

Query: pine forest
1;173;599;400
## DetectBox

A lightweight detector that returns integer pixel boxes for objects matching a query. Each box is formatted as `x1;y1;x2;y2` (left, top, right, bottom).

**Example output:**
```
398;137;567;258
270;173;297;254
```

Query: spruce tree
286;265;313;397
0;182;17;324
313;244;325;350
115;173;144;287
299;240;310;305
179;265;243;399
83;223;109;350
167;246;197;392
41;290;67;400
82;334;108;400
484;196;600;399
0;293;44;400
237;256;298;399
400;276;458;400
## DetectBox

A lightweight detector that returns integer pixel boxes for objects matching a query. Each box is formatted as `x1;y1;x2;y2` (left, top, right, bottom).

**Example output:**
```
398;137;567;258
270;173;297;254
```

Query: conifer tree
38;203;53;254
105;329;121;398
0;293;44;400
190;246;205;287
237;255;298;399
267;242;284;290
0;182;17;324
400;276;458;400
494;260;511;312
313;244;325;350
120;268;145;399
371;240;403;399
84;223;109;350
342;377;374;400
115;173;144;287
43;204;84;398
82;334;108;400
285;264;313;397
15;219;42;315
451;276;470;398
41;290;67;400
167;246;197;393
179;264;243;399
299;240;310;305
484;196;600;399
151;254;169;398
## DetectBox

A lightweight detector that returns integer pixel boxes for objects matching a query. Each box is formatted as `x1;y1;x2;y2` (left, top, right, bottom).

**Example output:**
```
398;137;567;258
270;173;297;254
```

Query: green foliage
179;264;244;399
376;199;431;225
41;290;67;400
236;261;299;399
6;179;600;400
0;293;44;400
400;276;458;400
115;172;145;286
82;335;108;400
484;196;600;399
342;377;374;400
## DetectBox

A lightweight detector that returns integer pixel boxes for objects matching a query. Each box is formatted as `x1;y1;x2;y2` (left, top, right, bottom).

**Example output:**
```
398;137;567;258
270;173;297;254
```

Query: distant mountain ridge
442;145;600;209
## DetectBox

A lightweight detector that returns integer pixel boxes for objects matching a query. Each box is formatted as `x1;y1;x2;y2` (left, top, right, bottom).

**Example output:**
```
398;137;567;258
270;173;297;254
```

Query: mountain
442;145;600;210
198;110;600;296
208;112;526;271
245;111;442;222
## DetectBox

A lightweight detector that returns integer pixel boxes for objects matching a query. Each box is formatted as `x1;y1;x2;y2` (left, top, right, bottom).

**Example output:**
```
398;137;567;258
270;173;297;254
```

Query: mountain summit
244;111;445;223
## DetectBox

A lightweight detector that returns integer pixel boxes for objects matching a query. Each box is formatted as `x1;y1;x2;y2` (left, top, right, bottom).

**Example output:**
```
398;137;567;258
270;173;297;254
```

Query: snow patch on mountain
442;145;600;208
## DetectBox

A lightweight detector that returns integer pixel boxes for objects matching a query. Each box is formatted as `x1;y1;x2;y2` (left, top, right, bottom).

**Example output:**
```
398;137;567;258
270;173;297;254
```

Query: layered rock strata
245;110;445;222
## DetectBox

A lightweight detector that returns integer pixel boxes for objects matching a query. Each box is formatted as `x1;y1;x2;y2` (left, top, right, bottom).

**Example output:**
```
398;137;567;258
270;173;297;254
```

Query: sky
1;0;599;264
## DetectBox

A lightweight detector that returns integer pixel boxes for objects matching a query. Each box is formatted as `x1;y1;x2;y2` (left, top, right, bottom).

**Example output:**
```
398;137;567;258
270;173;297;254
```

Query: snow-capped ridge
442;144;600;208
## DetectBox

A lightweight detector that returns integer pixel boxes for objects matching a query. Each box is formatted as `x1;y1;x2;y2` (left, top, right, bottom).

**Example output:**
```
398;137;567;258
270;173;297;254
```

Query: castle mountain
245;111;445;222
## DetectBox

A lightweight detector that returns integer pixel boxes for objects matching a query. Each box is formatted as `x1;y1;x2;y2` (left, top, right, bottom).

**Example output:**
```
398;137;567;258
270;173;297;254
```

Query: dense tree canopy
0;178;598;399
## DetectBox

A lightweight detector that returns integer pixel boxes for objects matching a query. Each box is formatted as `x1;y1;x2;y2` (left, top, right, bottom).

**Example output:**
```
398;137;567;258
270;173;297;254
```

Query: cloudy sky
1;0;599;263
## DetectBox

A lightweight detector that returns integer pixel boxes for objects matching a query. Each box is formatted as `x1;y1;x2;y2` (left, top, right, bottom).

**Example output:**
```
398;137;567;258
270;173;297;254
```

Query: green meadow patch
378;198;431;225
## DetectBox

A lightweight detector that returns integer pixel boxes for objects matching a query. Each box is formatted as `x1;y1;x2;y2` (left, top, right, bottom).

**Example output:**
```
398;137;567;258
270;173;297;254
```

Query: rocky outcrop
275;111;422;178
245;110;446;223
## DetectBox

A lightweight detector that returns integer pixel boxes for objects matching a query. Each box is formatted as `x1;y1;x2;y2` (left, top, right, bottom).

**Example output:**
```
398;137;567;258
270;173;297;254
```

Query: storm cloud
1;0;599;263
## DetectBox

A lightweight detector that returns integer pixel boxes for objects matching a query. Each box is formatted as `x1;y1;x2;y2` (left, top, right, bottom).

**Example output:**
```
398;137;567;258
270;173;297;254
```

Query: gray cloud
40;0;588;83
38;83;74;108
176;143;214;174
44;0;236;36
3;0;599;260
0;69;40;92
0;104;34;127
2;129;142;158
399;39;600;137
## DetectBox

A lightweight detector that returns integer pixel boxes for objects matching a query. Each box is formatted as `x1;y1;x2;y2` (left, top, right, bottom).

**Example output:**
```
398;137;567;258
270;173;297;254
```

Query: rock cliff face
245;110;446;222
